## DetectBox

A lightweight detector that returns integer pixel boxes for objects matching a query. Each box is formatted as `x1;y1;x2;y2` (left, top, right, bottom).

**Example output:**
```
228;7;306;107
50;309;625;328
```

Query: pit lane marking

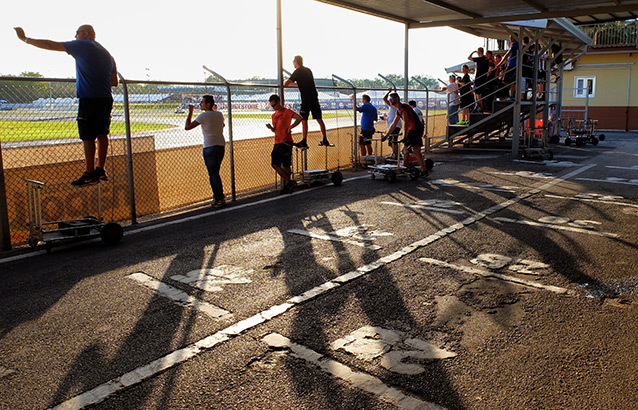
544;194;638;209
493;217;618;238
575;177;638;186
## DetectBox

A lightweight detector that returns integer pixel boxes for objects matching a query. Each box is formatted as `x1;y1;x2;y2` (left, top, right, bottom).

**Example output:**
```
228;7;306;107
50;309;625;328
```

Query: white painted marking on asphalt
545;193;638;209
380;201;465;215
420;257;568;294
606;165;638;171
431;178;518;193
262;333;446;410
51;165;597;409
127;272;232;320
488;170;553;179
575;177;638;186
170;265;252;292
494;217;618;238
514;160;580;167
288;228;382;250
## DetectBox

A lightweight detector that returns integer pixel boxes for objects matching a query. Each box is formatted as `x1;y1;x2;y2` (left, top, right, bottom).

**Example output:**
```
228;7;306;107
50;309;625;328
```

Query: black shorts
359;130;374;145
300;99;322;121
271;142;293;167
405;129;423;147
77;97;113;141
504;67;516;84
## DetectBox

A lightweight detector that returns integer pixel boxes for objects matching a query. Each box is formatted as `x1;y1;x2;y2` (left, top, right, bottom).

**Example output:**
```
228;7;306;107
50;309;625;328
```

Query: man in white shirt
185;95;227;207
441;75;460;124
382;88;402;160
409;100;424;126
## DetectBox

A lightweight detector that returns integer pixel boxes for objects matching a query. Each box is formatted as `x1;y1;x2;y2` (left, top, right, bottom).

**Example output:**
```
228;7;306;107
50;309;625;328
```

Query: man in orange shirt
266;94;303;194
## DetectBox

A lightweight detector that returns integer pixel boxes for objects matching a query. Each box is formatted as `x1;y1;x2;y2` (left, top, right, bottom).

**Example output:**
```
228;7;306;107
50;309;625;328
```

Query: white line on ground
287;229;382;250
575;177;638;186
127;272;232;320
605;165;638;171
49;164;596;410
261;333;445;410
379;201;465;215
493;217;618;238
545;194;638;209
419;257;568;294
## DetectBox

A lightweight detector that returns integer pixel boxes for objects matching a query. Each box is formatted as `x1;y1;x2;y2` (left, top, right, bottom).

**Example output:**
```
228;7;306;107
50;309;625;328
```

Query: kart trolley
292;144;343;187
561;118;605;146
368;136;434;182
26;179;124;250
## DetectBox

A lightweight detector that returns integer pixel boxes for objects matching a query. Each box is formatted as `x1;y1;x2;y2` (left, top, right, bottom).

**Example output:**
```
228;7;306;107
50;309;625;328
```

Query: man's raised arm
14;27;65;52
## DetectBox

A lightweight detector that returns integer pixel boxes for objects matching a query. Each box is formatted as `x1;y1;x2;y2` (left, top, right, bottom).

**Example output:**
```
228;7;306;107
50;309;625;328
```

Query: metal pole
627;66;632;131
332;74;357;166
0;139;11;250
203;66;236;201
118;73;138;225
276;0;284;101
411;77;430;152
512;28;523;157
404;23;409;102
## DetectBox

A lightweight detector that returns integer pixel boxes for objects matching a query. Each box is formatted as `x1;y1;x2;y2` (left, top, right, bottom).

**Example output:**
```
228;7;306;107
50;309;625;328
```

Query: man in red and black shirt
384;93;427;176
266;94;303;194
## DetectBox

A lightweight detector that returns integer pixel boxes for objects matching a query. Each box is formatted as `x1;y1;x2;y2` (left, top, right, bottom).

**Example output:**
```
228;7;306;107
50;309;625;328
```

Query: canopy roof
315;0;638;28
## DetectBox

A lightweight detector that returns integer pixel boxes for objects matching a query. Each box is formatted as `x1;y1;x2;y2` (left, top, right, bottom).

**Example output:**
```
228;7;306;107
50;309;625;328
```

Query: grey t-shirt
195;110;225;147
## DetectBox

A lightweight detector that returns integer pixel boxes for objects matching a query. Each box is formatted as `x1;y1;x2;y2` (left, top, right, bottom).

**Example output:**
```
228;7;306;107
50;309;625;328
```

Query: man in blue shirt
354;94;378;156
498;34;519;100
14;25;118;186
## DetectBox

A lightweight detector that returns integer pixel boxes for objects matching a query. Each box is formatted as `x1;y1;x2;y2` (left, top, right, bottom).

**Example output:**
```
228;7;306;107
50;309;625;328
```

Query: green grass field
0;121;173;142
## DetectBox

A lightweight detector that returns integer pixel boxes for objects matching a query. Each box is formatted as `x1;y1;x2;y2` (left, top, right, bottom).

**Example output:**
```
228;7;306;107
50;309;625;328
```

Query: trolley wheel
100;222;123;245
409;168;420;181
331;171;343;186
425;158;434;171
385;171;397;183
591;137;599;146
27;237;39;248
565;137;572;146
598;134;605;141
549;135;560;144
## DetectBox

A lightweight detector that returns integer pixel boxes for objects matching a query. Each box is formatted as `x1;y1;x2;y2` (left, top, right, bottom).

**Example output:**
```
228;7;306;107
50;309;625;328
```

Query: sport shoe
71;171;99;186
318;138;333;147
213;199;226;208
94;167;108;181
283;180;297;195
294;139;309;149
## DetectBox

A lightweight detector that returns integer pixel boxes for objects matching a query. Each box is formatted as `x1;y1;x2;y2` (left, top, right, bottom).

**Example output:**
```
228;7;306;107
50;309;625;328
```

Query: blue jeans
448;104;459;124
203;145;225;201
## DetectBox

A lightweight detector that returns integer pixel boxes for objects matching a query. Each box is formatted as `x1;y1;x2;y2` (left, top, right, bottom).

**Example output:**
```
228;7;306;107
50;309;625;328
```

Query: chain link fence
0;76;446;248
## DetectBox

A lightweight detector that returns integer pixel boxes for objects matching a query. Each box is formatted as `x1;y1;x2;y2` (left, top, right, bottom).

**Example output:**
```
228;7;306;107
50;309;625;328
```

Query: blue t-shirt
358;102;378;132
62;40;116;98
507;41;519;68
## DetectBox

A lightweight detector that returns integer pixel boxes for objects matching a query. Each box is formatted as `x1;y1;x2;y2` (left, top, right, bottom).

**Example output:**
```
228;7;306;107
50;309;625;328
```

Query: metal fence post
118;73;138;224
203;66;236;201
332;75;357;166
0;141;11;250
411;77;430;152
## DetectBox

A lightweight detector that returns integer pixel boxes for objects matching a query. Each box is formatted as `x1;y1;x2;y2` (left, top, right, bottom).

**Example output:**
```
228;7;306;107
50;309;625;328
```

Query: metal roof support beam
410;4;638;28
277;0;284;101
422;0;481;18
404;23;409;102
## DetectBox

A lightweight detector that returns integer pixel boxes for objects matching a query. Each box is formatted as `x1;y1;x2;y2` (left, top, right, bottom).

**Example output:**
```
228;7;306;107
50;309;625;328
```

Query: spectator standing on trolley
354;94;378;156
284;55;331;148
385;93;428;176
185;95;227;208
14;25;117;186
382;88;402;160
266;95;303;195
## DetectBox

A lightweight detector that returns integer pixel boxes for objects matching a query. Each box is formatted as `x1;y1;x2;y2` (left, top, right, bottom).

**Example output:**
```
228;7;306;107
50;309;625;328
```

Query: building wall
562;52;638;130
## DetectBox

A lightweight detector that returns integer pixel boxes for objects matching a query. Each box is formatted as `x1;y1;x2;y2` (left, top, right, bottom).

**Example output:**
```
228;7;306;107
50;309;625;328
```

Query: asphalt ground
1;132;637;410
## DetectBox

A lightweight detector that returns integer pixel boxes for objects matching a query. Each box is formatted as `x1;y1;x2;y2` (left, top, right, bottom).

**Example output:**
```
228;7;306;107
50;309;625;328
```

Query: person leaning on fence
14;25;118;186
266;95;303;195
185;95;227;208
441;75;460;125
354;94;378;156
284;55;331;148
385;93;428;176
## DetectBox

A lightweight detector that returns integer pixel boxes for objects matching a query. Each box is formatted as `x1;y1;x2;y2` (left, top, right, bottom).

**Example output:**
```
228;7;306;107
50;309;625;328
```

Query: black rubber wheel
591;137;599;146
425;158;434;171
409;169;420;181
331;171;343;186
385;171;397;183
100;222;123;245
598;134;605;141
549;135;560;144
565;137;572;146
